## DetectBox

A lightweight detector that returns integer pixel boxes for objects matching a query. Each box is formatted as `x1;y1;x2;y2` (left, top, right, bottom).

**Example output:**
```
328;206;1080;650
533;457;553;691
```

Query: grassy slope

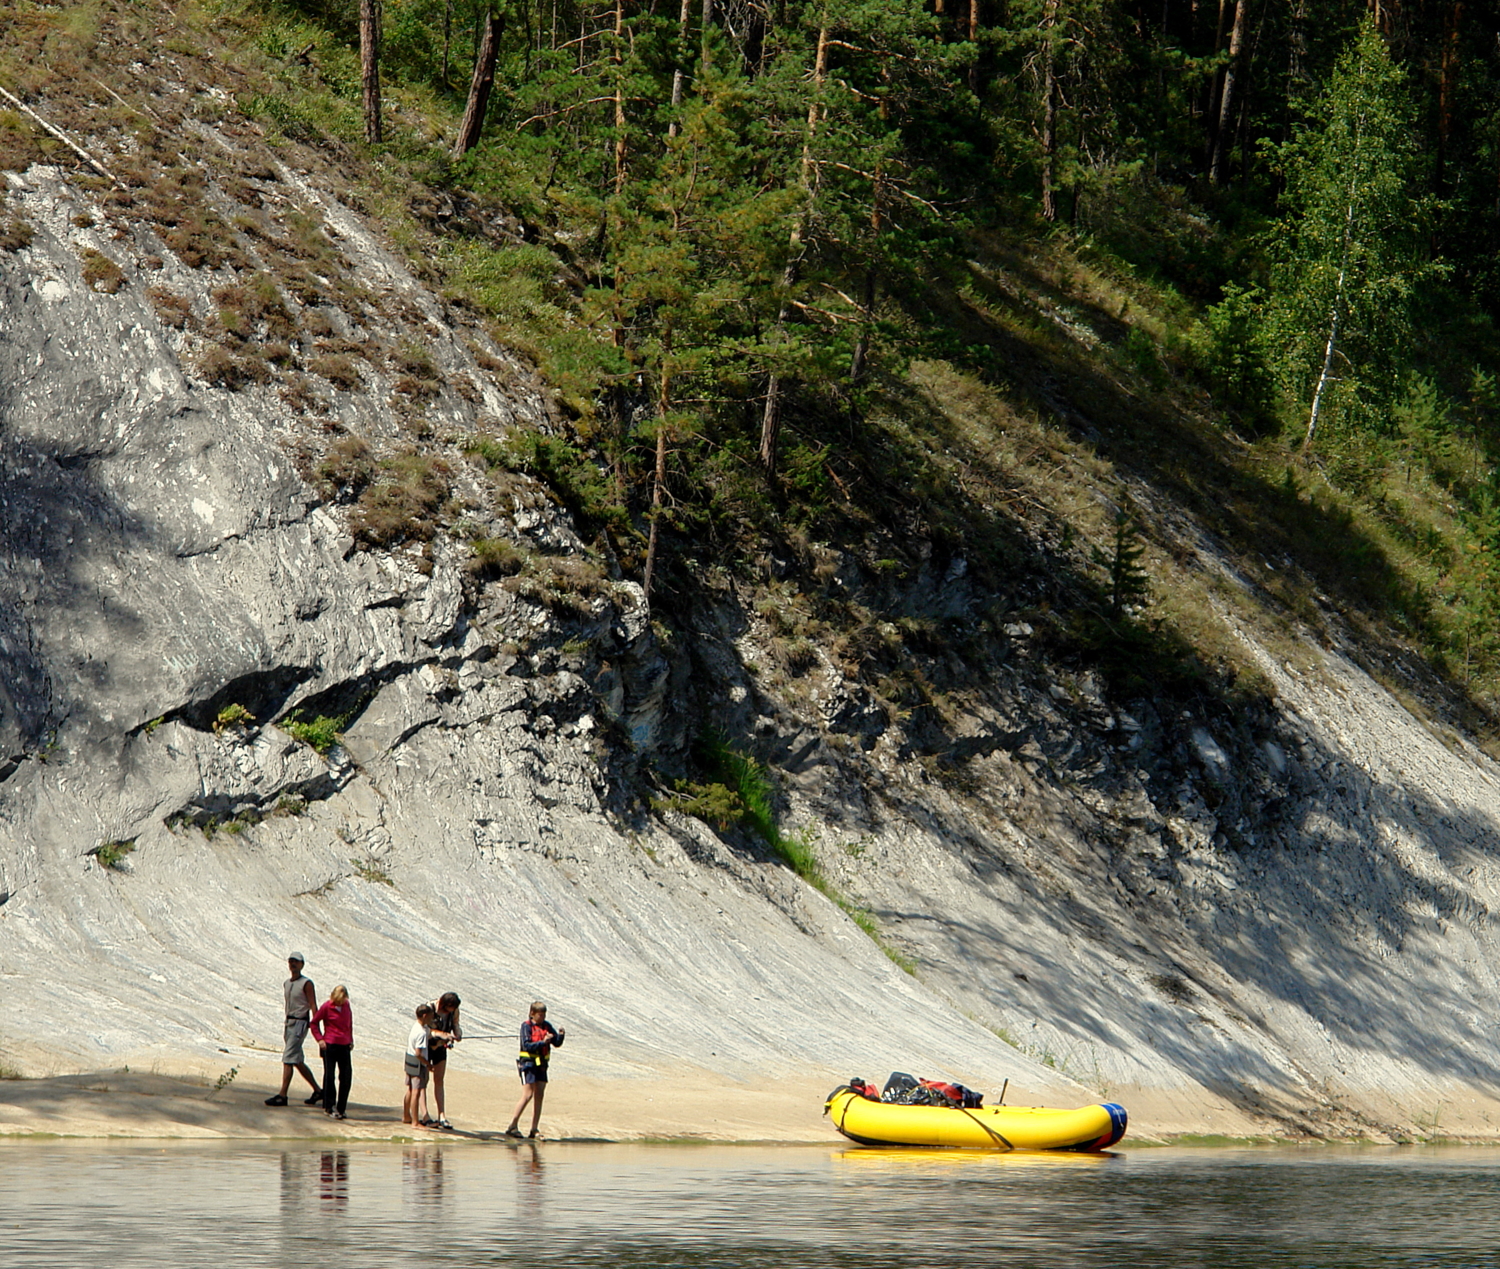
4;0;1498;784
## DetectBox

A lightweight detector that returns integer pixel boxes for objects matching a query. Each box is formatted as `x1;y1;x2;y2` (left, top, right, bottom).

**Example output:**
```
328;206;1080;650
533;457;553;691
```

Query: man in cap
265;952;322;1106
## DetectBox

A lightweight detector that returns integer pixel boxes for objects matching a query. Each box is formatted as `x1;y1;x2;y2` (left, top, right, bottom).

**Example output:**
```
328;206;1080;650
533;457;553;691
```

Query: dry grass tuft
0;213;33;252
79;247;125;293
147;285;194;329
349;449;453;548
197;344;272;389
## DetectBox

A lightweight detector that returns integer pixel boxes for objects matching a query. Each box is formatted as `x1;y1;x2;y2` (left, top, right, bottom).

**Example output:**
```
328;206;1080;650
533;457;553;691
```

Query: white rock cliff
4;152;1500;1144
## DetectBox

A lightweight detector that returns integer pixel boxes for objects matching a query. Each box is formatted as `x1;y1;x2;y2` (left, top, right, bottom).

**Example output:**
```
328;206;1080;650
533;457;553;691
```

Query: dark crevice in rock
174;666;317;734
387;716;443;751
282;666;409;732
53;450;108;470
164;768;348;831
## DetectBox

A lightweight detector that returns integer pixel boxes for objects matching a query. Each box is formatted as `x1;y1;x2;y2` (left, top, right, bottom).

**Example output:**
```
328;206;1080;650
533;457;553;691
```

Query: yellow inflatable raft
824;1087;1127;1151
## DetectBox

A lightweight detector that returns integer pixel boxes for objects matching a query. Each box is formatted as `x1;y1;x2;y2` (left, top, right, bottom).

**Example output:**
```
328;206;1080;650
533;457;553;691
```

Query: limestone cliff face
0;156;1040;1118
5;139;1500;1142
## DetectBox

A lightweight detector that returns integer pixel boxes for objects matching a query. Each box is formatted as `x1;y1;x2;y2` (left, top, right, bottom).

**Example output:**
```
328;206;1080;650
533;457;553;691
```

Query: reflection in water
515;1141;546;1222
279;1149;312;1216
319;1150;349;1210
835;1146;1122;1173
401;1145;445;1209
8;1141;1500;1268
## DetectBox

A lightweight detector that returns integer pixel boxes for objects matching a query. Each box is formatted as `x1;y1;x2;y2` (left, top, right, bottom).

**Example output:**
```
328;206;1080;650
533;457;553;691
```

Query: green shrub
504;433;627;537
1190;283;1274;420
213;703;255;732
1119;326;1165;387
693;733;797;870
655;780;744;829
468;536;525;578
351;857;394;886
663;734;916;973
461;434;511;468
92;839;137;869
279;711;343;753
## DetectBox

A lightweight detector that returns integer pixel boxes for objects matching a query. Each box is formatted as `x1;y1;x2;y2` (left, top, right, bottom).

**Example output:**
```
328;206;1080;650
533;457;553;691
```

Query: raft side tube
823;1090;1128;1152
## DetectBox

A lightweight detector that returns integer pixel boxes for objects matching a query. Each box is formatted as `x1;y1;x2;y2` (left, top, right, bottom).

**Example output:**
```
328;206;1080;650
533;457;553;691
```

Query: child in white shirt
403;1004;435;1127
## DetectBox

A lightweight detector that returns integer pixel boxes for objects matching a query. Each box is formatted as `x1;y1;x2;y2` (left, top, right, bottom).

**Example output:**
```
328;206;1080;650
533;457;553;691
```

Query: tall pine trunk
1040;0;1059;222
452;10;504;157
1210;0;1248;183
613;0;628;195
760;16;829;478
1436;0;1463;188
642;327;673;601
849;169;882;388
360;0;382;145
668;0;692;136
1204;0;1229;163
967;0;981;91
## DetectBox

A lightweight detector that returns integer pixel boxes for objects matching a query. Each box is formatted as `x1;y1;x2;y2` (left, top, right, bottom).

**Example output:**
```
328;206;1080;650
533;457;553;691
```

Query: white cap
288;952;306;964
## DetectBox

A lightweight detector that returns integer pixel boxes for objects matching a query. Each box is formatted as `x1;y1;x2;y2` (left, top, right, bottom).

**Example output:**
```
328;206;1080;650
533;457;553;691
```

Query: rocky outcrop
6;136;1500;1144
0;156;1058;1119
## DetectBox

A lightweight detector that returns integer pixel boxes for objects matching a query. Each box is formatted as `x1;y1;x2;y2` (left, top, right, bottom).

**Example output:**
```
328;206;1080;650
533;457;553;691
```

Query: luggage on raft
824;1079;1128;1152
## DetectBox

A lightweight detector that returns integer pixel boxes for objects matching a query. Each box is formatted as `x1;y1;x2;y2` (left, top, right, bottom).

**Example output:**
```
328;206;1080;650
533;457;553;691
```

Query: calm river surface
4;1140;1499;1267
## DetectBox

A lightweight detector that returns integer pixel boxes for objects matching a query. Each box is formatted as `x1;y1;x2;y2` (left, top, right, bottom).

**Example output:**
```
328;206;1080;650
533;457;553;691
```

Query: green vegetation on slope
3;0;1500;737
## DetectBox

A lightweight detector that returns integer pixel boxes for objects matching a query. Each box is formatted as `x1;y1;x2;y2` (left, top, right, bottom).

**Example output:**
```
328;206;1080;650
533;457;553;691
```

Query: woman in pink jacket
310;985;354;1119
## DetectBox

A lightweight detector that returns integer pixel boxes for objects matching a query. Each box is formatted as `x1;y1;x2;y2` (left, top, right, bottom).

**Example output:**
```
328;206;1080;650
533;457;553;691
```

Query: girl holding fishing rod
418;991;462;1129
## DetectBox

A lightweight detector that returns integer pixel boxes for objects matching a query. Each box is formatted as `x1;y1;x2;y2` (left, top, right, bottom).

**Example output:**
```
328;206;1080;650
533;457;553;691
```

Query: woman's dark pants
322;1044;353;1115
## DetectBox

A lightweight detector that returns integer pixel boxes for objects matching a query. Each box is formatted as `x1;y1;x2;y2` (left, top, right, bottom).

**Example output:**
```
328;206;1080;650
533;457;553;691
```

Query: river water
3;1140;1498;1267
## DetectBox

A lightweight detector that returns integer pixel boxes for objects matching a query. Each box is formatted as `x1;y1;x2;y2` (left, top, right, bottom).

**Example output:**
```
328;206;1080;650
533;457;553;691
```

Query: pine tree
1092;504;1150;621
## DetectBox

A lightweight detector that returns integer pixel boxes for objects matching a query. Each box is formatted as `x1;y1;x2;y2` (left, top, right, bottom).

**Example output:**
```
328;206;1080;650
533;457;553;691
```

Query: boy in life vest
504;1000;565;1139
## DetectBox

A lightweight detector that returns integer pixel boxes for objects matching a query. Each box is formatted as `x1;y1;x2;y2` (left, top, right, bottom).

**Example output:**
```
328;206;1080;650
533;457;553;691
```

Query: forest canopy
238;0;1500;704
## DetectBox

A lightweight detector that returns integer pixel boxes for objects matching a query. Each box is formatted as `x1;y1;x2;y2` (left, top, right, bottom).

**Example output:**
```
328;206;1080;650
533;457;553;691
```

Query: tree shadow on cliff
0;427;156;776
888;715;1500;1126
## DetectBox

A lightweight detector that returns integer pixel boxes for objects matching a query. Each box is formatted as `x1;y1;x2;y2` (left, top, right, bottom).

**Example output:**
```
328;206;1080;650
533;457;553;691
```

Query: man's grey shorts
282;1016;310;1064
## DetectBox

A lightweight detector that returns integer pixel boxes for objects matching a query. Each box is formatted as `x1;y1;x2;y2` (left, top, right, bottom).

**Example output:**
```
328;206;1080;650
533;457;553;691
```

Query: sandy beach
0;1061;832;1143
0;1056;1292;1145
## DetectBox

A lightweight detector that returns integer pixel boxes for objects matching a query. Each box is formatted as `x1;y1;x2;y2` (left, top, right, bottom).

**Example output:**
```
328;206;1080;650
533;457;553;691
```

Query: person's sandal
437;1118;453;1130
504;1126;522;1138
304;1089;324;1105
264;1094;288;1106
528;1129;540;1139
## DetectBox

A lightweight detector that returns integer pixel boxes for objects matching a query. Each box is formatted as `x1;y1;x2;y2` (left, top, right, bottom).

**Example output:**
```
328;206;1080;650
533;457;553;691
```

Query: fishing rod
451;1030;576;1046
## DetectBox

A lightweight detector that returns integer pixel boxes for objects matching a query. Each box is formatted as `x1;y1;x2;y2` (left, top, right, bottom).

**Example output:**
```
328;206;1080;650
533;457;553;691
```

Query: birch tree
1262;18;1434;449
